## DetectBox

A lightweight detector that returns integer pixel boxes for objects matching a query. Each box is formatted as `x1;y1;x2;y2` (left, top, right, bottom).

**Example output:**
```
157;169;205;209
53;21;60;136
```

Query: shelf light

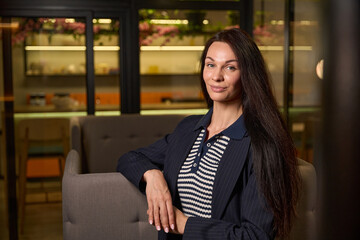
150;19;189;25
141;46;204;51
258;46;313;51
290;46;313;51
0;22;20;29
96;19;112;24
270;20;284;25
258;46;283;51
25;46;86;51
94;46;120;51
25;45;312;52
25;46;120;51
65;18;76;23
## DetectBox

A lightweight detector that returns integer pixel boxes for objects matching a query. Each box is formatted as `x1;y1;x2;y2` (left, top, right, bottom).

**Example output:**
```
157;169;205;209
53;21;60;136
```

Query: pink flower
93;25;101;34
139;22;150;32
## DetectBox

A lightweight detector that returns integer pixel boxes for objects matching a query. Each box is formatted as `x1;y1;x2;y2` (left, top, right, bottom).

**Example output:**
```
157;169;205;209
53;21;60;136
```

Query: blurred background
1;0;359;239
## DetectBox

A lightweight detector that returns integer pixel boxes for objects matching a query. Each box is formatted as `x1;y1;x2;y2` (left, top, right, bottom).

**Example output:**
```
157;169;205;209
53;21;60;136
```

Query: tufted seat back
70;114;185;173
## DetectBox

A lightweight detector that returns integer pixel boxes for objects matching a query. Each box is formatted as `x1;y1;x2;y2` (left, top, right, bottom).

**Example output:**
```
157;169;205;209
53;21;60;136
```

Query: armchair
62;114;185;240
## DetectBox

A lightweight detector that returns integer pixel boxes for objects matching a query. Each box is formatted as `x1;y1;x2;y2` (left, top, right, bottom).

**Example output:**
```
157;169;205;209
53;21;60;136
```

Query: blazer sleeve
116;134;171;192
182;170;275;240
116;115;199;192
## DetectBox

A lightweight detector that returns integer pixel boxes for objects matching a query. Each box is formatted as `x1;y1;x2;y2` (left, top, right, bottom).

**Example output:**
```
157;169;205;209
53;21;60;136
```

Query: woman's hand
143;169;175;233
170;206;189;235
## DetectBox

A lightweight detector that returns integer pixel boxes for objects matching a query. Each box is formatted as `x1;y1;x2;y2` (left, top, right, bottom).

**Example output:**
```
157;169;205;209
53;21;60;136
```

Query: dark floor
1;179;63;240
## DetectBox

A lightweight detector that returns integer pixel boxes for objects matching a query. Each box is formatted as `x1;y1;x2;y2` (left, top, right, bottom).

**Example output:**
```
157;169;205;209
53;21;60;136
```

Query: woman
117;28;300;240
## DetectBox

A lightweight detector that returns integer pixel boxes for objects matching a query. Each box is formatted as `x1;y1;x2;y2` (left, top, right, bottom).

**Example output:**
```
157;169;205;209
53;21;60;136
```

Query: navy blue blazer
117;115;275;240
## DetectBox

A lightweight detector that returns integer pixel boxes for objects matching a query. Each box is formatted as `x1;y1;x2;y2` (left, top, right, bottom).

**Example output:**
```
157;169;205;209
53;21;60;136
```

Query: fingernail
149;220;153;225
156;226;161;231
165;227;169;233
171;224;175;230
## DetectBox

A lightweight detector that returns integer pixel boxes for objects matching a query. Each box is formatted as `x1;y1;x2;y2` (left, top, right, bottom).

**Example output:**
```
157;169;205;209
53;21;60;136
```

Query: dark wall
0;0;131;11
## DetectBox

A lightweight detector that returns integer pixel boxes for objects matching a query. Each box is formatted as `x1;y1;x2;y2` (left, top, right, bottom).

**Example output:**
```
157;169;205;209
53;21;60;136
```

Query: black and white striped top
177;128;230;218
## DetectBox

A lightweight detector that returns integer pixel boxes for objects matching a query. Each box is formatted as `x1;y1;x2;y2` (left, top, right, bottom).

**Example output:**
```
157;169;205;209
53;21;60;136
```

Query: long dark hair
200;28;300;238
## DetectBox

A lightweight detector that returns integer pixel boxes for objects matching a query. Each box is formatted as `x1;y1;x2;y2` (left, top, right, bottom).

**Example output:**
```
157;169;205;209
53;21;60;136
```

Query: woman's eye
206;63;214;68
226;66;236;71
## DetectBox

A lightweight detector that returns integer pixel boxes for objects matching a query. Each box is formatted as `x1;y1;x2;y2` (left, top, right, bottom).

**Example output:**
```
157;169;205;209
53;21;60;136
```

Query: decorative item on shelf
27;61;46;75
139;10;180;46
95;63;110;75
148;65;159;74
29;92;46;106
12;18;119;46
51;93;75;110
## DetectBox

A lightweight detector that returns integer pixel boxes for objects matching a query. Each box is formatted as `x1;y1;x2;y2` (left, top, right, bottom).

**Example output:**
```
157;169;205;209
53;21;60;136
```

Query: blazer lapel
211;137;251;219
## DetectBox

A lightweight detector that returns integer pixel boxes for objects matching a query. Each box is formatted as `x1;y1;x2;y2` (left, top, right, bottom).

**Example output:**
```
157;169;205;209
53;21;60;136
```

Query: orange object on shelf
26;91;204;106
26;157;63;178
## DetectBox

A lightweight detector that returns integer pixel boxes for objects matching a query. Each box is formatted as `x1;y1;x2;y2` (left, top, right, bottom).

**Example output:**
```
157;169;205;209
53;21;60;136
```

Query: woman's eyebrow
205;56;238;64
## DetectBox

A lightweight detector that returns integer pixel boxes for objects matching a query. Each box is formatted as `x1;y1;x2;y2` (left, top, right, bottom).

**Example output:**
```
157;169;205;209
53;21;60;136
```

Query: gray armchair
63;149;156;240
62;114;185;240
62;114;317;240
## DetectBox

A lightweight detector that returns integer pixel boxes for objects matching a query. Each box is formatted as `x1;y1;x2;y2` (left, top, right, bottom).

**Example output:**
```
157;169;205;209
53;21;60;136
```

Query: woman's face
203;41;242;105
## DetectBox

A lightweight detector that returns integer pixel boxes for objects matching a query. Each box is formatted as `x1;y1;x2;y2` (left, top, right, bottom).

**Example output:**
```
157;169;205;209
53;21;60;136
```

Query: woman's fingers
147;202;154;225
143;169;174;233
166;201;175;230
148;199;173;232
153;203;161;231
159;201;169;232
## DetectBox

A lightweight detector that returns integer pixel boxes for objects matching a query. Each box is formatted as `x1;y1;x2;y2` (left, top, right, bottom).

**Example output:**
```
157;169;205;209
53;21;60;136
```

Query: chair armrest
70;117;82;158
297;158;317;212
62;150;157;240
291;158;317;240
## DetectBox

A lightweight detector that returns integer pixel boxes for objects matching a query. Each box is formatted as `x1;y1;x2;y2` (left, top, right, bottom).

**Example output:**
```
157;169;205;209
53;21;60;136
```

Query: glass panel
253;0;284;106
139;9;238;112
293;0;322;108
14;17;87;114
10;17;84;237
291;0;322;163
94;18;121;114
254;0;322;163
0;17;9;239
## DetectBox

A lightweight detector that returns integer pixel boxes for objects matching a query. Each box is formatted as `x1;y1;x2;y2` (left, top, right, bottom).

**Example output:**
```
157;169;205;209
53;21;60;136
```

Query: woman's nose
212;68;224;81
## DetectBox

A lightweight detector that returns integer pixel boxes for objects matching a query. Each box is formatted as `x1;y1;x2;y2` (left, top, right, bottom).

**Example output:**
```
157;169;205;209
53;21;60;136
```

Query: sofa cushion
79;115;185;173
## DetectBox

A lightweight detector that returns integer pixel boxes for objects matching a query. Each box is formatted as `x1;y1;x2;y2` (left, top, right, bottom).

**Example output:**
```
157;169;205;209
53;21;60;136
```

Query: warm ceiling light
202;19;209;25
316;59;324;79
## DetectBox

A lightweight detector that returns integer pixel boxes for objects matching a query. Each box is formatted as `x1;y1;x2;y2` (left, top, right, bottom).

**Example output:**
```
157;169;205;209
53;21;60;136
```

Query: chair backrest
70;114;186;173
18;118;69;140
17;118;70;156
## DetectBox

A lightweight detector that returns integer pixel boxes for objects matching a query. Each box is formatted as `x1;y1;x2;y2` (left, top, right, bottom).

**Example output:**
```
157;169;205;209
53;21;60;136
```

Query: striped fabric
177;129;230;218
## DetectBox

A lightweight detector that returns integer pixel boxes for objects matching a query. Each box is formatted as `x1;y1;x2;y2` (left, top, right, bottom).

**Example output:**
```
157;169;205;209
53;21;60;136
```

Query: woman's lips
210;86;226;92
